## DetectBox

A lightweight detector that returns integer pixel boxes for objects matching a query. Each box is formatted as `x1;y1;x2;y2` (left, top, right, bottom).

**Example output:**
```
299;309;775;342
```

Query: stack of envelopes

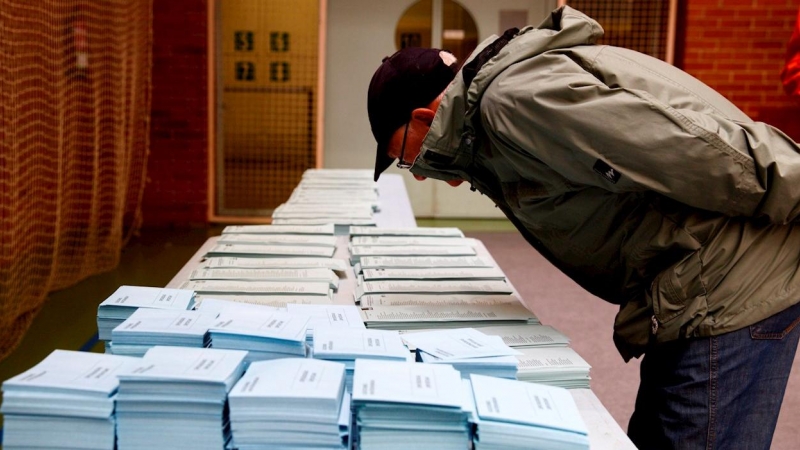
351;360;470;450
96;285;195;342
228;358;349;449
285;304;366;346
311;328;412;391
515;347;592;389
208;308;310;363
109;308;216;357
405;328;520;380
1;350;140;450
467;374;589;450
115;346;247;450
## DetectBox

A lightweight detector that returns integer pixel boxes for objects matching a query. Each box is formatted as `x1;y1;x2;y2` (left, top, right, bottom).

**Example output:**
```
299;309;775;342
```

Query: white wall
324;0;556;217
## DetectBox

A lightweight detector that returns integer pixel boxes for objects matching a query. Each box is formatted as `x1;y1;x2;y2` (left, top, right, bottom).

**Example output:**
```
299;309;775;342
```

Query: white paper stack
208;308;310;363
201;256;348;273
216;233;338;248
286;304;366;345
476;324;570;349
115;346;247;450
96;285;196;341
515;347;592;389
194;295;332;311
351;360;470;450
355;255;495;271
349;245;476;264
468;374;589;450
349;227;464;238
1;350;140;450
311;328;412;391
109;309;216;357
355;278;513;297
177;279;332;298
357;293;522;308
359;303;539;330
204;243;336;258
188;267;340;290
405;328;521;380
360;267;507;282
228;358;349;450
222;224;336;235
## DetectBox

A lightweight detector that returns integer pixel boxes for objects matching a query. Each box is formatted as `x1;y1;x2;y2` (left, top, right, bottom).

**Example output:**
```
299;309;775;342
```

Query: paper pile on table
109;308;215;357
1;350;140;450
515;347;592;389
207;308;310;363
351;360;470;450
229;358;349;450
115;346;247;450
467;374;589;450
285;304;365;346
96;285;195;342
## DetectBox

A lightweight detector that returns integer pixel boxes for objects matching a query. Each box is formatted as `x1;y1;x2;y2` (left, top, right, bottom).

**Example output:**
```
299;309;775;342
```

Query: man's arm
481;51;800;223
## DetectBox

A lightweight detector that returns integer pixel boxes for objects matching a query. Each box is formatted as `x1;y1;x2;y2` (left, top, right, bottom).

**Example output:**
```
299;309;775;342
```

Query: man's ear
410;107;436;126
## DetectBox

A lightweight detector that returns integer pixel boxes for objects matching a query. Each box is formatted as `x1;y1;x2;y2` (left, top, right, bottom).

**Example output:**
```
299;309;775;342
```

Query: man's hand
413;173;463;187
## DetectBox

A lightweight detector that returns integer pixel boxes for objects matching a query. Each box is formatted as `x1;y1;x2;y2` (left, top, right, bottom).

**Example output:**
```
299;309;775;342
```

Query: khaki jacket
411;7;800;360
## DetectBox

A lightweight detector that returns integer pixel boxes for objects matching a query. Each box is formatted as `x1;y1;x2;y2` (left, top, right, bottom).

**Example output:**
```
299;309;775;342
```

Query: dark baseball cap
367;47;458;181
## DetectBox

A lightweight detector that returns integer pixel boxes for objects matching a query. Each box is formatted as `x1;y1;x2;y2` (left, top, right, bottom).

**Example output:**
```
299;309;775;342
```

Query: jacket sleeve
480;51;800;224
782;9;800;100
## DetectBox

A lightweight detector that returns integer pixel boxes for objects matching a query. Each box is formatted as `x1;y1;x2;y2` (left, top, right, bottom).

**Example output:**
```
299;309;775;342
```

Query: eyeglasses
396;123;413;169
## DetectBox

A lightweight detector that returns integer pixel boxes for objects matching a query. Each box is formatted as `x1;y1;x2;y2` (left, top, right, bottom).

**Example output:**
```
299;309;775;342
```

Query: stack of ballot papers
286;303;366;345
177;279;333;298
200;255;348;273
109;308;216;357
204;243;336;258
228;358;349;450
515;347;592;389
208;308;311;363
188;267;340;290
357;293;523;308
1;350;140;450
355;255;497;271
222;223;336;235
467;374;589;450
475;324;570;349
355;278;514;297
115;346;247;450
350;245;476;264
359;303;539;330
351;360;470;450
359;267;507;282
216;232;337;248
349;226;464;238
311;328;412;391
96;285;196;341
405;328;521;380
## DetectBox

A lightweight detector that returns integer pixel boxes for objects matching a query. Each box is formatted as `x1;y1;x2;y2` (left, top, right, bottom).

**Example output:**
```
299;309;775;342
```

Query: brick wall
142;0;209;227
682;0;800;141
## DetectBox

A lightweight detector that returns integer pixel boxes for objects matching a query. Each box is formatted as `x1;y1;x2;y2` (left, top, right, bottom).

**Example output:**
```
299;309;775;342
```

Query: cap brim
373;142;395;182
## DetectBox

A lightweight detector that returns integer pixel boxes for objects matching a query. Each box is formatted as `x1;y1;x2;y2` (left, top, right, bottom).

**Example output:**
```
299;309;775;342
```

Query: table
167;173;636;450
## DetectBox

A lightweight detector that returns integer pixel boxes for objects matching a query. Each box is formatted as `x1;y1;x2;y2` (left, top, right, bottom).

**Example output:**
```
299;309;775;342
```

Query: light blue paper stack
1;350;140;450
467;374;589;450
351;359;470;450
96;285;195;342
311;328;412;391
229;358;349;449
285;304;366;346
404;328;521;380
109;308;216;357
115;346;247;450
208;308;310;363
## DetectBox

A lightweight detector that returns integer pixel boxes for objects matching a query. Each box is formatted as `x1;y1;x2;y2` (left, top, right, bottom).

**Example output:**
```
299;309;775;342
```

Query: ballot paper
208;308;311;362
359;303;539;330
401;328;521;360
216;233;337;247
349;245;476;263
350;236;475;247
222;224;335;235
352;360;470;450
110;309;216;357
178;279;332;296
272;206;373;220
475;324;570;348
205;243;336;258
356;255;495;270
96;285;196;341
349;226;465;237
228;358;347;449
192;298;284;315
418;352;519;380
115;346;248;450
355;279;513;297
302;168;374;179
202;256;349;273
360;267;507;281
194;294;333;310
515;347;592;389
188;267;340;290
272;217;376;226
469;374;589;450
1;350;141;450
357;293;522;308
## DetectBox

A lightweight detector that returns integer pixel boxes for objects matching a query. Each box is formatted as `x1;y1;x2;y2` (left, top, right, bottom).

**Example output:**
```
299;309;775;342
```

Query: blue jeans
628;300;800;450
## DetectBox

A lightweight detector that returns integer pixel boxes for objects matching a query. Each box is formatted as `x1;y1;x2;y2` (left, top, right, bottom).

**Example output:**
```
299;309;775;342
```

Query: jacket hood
411;6;604;182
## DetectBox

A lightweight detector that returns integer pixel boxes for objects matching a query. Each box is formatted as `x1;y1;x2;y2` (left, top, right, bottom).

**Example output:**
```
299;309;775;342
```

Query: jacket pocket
750;301;800;340
651;251;706;334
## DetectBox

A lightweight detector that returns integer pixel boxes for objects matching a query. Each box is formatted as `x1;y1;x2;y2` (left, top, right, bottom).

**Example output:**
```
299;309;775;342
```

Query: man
368;6;800;450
